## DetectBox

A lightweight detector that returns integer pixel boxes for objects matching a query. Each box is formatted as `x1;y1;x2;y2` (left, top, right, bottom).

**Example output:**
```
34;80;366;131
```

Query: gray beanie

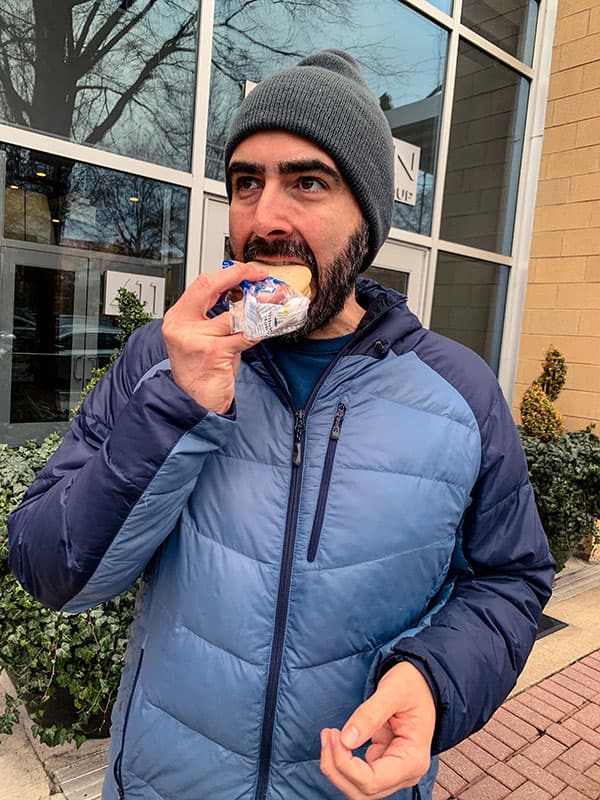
224;49;394;271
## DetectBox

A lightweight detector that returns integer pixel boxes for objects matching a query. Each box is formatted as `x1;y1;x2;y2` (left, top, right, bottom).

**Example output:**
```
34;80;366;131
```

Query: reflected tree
0;0;198;168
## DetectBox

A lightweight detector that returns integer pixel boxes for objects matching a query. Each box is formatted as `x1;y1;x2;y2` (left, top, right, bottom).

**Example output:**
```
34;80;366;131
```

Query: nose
251;182;294;240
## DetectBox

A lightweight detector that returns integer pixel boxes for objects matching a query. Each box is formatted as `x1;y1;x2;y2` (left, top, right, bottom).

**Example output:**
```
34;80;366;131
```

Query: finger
340;689;396;750
332;729;421;798
320;729;363;800
171;262;269;318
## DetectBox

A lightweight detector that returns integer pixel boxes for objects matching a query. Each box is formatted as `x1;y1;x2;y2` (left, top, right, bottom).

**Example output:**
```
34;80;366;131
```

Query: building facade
514;0;600;431
2;0;595;447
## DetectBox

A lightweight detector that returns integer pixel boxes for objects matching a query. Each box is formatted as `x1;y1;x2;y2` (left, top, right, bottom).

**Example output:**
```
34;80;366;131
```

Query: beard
240;221;369;342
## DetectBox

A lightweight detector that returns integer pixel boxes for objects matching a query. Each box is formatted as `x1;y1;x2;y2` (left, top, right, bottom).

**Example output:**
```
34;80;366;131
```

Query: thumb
340;688;394;750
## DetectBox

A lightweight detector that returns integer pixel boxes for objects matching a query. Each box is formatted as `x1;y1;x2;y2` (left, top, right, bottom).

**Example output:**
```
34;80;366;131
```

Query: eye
233;175;260;193
298;176;326;192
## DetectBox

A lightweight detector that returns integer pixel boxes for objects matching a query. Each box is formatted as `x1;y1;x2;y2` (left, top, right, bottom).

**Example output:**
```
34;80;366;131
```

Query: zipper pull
293;409;305;466
330;403;346;440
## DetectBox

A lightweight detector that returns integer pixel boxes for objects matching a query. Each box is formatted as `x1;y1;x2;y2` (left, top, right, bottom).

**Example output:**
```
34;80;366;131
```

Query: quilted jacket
8;281;554;800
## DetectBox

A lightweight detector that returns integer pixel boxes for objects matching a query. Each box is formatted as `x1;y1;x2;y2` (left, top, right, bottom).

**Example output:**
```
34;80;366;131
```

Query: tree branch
84;13;195;145
0;54;30;125
78;0;160;74
73;0;102;59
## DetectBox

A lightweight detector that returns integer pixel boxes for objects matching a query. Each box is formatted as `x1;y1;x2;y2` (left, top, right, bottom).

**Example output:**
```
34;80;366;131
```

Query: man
8;50;554;800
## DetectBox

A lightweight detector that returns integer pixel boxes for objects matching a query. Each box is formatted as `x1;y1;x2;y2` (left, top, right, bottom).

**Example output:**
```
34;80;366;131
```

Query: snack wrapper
228;276;310;340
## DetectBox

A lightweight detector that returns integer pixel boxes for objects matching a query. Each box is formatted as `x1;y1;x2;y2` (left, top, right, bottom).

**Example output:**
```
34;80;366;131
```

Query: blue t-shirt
268;333;354;409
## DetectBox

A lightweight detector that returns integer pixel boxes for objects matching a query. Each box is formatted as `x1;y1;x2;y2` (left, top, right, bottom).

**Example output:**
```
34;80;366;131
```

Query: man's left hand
320;661;436;799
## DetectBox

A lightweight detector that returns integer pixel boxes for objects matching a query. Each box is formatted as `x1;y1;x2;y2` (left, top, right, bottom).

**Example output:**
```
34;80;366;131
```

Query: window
207;0;448;235
461;0;538;66
440;41;529;255
430;252;509;373
0;1;200;169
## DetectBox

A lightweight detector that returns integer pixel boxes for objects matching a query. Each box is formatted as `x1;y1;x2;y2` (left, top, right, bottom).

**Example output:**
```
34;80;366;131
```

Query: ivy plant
0;289;151;747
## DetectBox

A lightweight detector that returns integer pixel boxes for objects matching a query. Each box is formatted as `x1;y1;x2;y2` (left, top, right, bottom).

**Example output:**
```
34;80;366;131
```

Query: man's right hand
162;261;268;414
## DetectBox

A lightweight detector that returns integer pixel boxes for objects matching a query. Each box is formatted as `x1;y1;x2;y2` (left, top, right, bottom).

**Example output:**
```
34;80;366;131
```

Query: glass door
0;244;90;442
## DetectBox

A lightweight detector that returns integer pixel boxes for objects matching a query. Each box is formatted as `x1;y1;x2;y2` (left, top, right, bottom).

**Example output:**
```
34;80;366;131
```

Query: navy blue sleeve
7;321;230;612
371;332;555;753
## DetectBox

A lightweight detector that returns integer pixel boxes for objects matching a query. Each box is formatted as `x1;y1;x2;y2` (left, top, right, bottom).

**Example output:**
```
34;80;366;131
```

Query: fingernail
341;725;360;749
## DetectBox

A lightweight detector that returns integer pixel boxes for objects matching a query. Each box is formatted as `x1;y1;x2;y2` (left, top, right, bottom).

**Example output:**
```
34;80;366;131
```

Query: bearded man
8;50;554;800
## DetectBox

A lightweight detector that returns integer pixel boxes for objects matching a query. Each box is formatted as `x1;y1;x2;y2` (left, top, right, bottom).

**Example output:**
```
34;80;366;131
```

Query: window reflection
208;0;448;236
0;145;188;431
462;0;538;65
430;252;509;373
440;41;529;256
2;144;188;266
0;1;199;169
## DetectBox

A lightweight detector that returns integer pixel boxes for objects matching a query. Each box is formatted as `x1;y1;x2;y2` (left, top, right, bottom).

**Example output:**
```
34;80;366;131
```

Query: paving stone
508;781;552;800
506;754;567;795
564;717;600;748
568;664;600;691
486;761;527;791
432;783;451;800
541;677;588;708
469;729;513;761
547;757;600;798
547;720;581;747
586;765;600;784
517;691;566;723
440;747;483;783
503;697;554;732
457;775;510;800
555;788;599;800
436;760;468;795
552;673;598;701
520;734;567;767
493;707;539;742
575;660;600;676
529;684;579;717
455;739;498;771
484;718;528;750
573;703;600;730
579;656;600;677
560;739;600;771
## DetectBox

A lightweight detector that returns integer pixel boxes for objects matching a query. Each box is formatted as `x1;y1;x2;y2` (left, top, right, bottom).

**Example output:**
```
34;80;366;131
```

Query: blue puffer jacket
8;282;554;800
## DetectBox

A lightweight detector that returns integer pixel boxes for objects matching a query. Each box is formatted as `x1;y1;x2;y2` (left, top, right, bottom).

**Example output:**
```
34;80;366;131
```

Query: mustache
243;237;318;273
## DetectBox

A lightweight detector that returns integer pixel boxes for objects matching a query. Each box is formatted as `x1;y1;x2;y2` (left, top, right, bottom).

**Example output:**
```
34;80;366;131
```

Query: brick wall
513;0;600;431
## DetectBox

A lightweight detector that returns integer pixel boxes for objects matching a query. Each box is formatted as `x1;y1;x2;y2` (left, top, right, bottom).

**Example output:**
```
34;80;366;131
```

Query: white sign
243;79;257;97
393;138;421;207
104;271;165;318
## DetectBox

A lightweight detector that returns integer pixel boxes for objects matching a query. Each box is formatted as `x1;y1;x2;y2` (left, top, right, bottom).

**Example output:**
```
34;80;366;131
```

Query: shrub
520;427;600;573
520;346;565;441
0;289;151;746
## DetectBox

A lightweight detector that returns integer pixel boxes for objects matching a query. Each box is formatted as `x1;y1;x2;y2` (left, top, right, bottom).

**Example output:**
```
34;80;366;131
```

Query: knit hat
224;49;394;271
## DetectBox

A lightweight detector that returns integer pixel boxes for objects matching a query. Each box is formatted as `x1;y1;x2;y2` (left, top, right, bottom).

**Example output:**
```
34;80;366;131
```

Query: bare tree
0;0;198;167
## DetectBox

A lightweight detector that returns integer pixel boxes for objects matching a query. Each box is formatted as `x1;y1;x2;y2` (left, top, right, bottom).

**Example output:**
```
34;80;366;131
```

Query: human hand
320;662;436;799
162;261;268;413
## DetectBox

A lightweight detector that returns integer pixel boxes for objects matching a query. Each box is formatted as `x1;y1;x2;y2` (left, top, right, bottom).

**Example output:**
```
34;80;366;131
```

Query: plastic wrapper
228;277;310;340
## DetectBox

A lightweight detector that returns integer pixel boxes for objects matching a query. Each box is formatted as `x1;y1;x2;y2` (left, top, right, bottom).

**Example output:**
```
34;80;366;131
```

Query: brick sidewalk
434;650;600;799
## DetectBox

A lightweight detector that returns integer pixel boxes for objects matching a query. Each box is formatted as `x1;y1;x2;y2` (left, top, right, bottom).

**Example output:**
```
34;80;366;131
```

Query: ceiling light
129;196;139;202
51;218;60;223
36;170;47;177
9;184;19;189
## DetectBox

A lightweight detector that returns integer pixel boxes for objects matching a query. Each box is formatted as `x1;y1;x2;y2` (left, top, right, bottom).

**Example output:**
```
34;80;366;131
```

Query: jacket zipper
253;323;381;800
114;647;145;799
254;408;306;800
307;402;347;562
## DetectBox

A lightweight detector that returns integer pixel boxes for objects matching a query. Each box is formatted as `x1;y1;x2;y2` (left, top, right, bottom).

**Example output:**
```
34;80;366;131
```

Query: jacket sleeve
8;322;236;613
367;337;555;754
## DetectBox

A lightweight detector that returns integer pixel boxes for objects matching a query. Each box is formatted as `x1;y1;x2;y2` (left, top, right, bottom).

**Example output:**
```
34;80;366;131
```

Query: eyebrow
228;158;342;184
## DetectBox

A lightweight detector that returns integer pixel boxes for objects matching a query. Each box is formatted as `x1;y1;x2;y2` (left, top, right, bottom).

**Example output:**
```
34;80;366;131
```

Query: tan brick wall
514;0;600;432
